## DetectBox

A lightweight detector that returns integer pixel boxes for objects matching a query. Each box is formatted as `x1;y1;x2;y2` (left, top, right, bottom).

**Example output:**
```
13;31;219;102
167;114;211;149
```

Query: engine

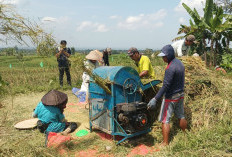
116;102;153;134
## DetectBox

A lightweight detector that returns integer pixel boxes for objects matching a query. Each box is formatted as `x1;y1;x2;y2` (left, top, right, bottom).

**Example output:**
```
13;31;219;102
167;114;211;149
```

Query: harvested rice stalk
179;56;218;99
79;60;112;95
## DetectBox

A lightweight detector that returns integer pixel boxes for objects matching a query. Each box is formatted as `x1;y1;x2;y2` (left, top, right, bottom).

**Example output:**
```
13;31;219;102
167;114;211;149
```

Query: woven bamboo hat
41;90;68;106
86;50;102;61
94;50;103;58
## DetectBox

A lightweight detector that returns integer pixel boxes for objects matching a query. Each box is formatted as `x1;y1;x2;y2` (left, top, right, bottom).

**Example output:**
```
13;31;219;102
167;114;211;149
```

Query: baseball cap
128;47;139;56
158;45;174;57
157;52;166;57
186;35;197;43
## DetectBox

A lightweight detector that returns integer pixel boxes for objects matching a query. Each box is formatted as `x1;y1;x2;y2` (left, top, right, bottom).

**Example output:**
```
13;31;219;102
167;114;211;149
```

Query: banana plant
180;0;232;66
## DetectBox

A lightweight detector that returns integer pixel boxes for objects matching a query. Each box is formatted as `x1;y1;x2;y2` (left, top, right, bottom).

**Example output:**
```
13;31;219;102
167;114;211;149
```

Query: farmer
94;49;104;65
103;48;111;66
33;90;77;135
171;35;196;57
80;50;102;93
78;50;102;105
128;47;155;79
147;45;187;146
56;40;72;87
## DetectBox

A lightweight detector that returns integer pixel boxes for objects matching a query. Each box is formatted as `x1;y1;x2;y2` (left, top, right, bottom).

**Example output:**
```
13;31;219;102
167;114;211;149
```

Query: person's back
34;101;66;133
34;102;64;123
171;39;187;57
171;35;196;57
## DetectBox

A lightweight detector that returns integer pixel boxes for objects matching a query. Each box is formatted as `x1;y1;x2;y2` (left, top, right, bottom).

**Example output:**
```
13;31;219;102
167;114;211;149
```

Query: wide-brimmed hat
41;90;68;106
86;50;102;61
94;50;103;58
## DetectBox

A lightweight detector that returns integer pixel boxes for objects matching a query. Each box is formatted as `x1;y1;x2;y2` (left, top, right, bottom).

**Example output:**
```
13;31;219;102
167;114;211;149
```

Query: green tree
216;0;232;13
178;0;232;66
36;34;56;56
71;47;75;55
0;2;56;53
143;48;153;56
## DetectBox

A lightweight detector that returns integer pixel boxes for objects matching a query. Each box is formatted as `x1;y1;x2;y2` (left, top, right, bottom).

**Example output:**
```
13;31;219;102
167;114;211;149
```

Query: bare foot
154;142;168;149
159;142;168;147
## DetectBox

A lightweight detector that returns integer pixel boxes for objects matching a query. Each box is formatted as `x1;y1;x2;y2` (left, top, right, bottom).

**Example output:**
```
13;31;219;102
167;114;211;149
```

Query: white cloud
147;9;167;20
179;17;186;24
0;0;29;5
41;16;70;24
76;21;92;31
175;0;206;15
109;15;120;19
0;0;18;4
57;16;70;23
126;14;144;23
95;24;108;32
154;22;164;28
117;9;167;30
41;17;57;22
77;21;109;32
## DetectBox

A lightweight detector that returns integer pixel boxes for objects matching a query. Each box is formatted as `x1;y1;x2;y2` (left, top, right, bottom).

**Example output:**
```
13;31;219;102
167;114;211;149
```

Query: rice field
0;54;232;156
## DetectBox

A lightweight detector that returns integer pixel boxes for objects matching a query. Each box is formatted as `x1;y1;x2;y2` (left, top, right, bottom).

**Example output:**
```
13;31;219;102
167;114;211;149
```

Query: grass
0;54;232;156
0;53;164;95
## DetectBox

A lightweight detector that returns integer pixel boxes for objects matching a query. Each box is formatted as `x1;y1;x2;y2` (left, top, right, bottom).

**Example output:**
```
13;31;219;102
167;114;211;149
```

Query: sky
1;0;206;50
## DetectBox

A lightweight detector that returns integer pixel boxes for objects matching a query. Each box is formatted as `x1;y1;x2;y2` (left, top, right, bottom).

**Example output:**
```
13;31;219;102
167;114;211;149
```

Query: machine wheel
123;78;138;94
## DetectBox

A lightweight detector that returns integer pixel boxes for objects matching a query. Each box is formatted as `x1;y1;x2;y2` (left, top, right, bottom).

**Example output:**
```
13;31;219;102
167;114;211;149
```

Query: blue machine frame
89;66;160;144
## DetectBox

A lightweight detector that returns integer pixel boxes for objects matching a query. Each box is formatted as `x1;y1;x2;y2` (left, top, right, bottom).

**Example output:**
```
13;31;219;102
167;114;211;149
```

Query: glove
147;98;157;110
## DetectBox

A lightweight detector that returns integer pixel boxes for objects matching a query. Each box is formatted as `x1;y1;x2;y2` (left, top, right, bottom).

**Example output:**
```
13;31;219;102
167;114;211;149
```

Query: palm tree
181;2;212;65
180;0;232;66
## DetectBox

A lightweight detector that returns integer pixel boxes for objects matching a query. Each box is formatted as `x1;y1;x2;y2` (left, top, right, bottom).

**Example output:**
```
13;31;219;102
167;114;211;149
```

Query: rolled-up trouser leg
68;122;77;132
61;122;77;135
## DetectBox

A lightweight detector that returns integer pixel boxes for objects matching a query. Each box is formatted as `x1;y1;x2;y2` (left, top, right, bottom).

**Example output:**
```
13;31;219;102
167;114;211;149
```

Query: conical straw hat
86;50;102;61
94;50;103;58
41;90;68;106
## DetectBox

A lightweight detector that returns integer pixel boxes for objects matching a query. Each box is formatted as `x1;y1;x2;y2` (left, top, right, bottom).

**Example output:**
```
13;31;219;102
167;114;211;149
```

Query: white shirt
171;39;190;57
80;60;100;92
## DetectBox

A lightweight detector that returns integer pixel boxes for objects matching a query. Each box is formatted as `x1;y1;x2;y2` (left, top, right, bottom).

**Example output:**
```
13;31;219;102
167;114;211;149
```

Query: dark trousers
59;67;71;86
104;61;110;66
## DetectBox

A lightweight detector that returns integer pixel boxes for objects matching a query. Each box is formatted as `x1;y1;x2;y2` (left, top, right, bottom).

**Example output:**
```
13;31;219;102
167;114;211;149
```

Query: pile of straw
180;56;218;99
179;56;230;129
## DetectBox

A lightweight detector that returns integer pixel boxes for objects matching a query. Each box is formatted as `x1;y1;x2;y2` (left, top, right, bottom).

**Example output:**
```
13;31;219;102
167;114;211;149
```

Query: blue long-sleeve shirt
155;46;185;100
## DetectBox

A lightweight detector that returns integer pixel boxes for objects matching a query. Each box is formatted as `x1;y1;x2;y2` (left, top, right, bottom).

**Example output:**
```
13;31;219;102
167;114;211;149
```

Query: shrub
220;54;232;72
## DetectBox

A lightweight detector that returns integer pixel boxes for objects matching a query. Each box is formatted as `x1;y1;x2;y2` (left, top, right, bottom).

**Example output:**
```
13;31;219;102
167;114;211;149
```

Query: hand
147;98;157;110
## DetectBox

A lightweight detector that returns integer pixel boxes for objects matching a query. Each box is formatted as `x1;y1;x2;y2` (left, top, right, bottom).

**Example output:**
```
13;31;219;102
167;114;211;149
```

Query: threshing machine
89;66;161;144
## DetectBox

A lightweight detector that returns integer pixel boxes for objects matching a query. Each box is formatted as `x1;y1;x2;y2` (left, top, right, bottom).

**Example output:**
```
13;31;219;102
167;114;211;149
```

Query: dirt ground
1;90;89;134
1;90;162;156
